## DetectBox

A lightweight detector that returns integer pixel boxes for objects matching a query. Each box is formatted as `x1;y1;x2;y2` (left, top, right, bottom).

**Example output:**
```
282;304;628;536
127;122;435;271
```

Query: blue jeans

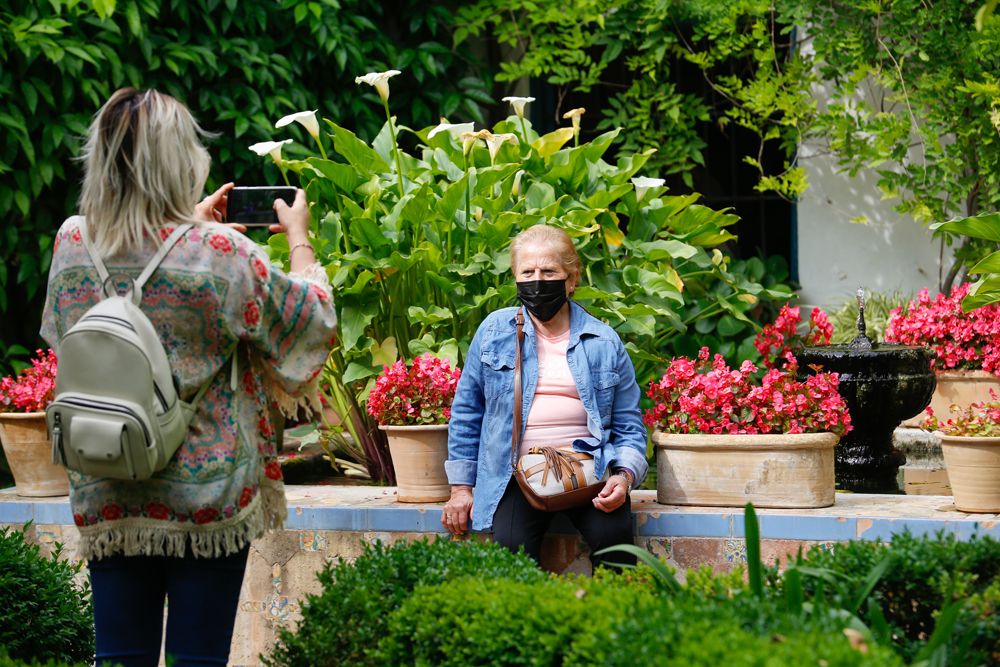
89;546;250;667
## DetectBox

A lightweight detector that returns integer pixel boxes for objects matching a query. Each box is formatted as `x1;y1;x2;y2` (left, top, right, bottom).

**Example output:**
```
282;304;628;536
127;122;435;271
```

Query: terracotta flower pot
903;370;1000;427
0;411;69;497
380;424;450;502
937;432;1000;513
653;431;838;508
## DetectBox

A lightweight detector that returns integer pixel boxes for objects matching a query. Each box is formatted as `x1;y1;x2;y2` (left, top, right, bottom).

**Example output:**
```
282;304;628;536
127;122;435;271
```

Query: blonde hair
509;223;581;281
78;88;212;256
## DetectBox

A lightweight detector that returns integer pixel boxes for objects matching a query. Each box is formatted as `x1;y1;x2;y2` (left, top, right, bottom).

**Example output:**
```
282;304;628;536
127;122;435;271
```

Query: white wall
796;141;947;310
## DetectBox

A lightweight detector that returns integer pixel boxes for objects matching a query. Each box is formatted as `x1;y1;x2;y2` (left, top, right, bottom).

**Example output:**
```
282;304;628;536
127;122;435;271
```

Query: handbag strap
511;308;525;471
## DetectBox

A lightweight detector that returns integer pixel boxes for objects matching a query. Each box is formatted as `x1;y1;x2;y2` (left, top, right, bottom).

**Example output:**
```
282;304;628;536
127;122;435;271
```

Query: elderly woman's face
514;242;577;294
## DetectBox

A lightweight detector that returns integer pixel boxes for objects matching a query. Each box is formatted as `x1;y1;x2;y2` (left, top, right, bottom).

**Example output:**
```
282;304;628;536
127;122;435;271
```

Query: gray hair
78;88;211;256
509;223;581;280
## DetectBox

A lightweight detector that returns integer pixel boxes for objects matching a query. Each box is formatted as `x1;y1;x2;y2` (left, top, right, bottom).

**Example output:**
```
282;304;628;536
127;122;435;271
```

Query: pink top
521;328;591;456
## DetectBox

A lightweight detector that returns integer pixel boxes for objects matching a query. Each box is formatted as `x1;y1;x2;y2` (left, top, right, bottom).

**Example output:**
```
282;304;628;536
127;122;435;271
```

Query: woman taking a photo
40;88;336;666
441;224;647;569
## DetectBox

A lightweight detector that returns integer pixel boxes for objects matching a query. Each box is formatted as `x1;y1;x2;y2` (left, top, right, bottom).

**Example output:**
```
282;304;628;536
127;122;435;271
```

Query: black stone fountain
797;289;936;493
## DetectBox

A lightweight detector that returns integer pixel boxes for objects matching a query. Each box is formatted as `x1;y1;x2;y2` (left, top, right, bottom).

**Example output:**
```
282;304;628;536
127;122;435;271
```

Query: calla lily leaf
407;305;454;324
531;127;575;159
369;337;398;368
930;211;1000;242
970;249;1000;275
325;120;391;175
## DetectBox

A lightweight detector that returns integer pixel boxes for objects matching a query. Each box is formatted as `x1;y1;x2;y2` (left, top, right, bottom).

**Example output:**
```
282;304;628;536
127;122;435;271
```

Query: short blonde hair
509;223;581;281
78;88;211;256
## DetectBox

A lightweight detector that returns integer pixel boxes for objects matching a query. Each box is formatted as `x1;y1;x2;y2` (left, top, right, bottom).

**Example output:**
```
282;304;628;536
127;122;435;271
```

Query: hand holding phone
226;186;297;226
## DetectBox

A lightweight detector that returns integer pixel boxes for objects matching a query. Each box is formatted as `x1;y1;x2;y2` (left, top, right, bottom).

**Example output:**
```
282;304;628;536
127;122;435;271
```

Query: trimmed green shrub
797;531;1000;661
382;576;903;667
262;538;544;667
0;525;93;664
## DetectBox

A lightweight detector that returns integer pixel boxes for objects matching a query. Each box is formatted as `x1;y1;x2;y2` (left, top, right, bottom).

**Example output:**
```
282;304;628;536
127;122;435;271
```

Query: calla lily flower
501;96;535;119
428;121;475;140
485;133;518;165
460;129;493;157
248;139;293;162
276;110;320;139
631;176;666;200
512;170;525;196
355;69;402;103
563;107;586;145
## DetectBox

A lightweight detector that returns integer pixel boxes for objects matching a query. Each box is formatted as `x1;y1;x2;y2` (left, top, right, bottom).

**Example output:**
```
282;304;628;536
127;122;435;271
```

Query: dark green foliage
665;254;795;367
0;648;88;667
0;525;93;664
262;538;544;667
0;0;492;375
796;531;1000;662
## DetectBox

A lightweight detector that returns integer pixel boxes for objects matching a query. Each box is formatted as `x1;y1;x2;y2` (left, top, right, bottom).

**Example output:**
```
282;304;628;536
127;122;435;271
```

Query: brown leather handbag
511;309;607;512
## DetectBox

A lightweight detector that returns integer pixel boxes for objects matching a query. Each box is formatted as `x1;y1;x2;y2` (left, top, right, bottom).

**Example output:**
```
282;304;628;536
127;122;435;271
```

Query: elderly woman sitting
441;223;648;568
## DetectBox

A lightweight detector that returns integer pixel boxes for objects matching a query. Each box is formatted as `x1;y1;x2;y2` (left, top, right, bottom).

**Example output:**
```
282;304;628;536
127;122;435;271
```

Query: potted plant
886;284;1000;425
0;348;68;496
646;347;851;508
924;394;1000;513
367;354;460;502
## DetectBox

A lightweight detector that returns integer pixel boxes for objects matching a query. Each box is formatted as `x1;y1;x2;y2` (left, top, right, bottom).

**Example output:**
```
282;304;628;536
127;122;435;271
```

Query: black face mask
517;279;567;322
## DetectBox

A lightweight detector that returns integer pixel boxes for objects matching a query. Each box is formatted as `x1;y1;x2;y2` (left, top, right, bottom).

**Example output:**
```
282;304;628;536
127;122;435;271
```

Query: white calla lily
275;110;320;139
501;96;535;119
428;121;475;140
248;139;293;162
631;176;666;200
485;132;518;165
355;69;402;103
460;129;493;157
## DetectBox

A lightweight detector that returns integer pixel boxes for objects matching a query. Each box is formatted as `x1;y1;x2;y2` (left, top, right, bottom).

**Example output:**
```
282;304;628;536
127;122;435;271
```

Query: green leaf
716;315;745;338
931;212;1000;242
91;0;118;20
407;305;453;324
370;337;398;367
962;276;1000;311
531;127;574;159
524;181;555;211
745;504;763;598
308;158;366;193
325;120;391;175
969;249;1000;275
342;361;377;384
339;302;376;351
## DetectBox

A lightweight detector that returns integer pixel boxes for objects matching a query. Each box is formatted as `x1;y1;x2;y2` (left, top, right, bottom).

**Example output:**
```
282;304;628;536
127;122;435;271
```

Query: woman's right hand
441;485;474;535
269;188;309;241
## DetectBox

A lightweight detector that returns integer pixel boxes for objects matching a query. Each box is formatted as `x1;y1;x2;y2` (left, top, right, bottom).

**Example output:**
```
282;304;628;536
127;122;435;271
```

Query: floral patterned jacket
41;217;336;560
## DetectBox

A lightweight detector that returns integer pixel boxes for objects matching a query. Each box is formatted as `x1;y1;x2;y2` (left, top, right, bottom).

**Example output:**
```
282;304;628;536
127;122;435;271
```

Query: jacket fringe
77;484;286;561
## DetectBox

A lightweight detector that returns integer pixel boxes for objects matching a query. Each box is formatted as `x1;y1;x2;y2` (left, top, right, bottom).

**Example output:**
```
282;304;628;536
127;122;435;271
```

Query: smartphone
226;186;296;226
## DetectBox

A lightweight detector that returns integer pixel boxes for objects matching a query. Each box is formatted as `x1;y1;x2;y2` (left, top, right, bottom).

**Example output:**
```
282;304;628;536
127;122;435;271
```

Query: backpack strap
134;223;194;294
78;218;193;304
76;218;111;288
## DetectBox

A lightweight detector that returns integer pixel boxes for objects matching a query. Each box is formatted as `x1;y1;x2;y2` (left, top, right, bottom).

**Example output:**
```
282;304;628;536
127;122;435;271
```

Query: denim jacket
446;302;649;531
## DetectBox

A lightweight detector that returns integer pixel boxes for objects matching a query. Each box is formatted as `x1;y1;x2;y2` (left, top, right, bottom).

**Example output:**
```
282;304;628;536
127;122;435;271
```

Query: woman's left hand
593;473;630;513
